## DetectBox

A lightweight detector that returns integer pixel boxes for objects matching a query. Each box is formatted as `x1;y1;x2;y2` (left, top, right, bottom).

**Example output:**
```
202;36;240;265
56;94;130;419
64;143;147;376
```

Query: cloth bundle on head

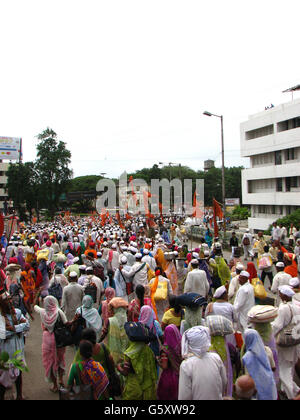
176;293;207;310
108;297;128;310
181;326;211;359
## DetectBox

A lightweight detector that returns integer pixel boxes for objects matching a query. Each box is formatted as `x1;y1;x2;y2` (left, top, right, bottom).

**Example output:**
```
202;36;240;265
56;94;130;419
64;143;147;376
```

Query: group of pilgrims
1;213;300;401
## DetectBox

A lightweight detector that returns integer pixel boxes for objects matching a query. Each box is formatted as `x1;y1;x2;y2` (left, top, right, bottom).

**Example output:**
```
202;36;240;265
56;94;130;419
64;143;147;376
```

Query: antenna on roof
282;84;300;101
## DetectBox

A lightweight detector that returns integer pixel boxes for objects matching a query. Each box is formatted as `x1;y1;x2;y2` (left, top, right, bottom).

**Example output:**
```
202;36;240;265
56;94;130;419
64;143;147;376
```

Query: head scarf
215;256;231;285
163;324;182;372
242;329;277;400
81;295;102;332
66;253;74;267
246;262;257;281
181;326;211;359
38;295;65;333
139;305;155;330
104;286;115;301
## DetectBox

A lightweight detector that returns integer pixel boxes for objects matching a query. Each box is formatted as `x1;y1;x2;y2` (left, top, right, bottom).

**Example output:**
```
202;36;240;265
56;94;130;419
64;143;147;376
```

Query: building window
275;151;282;165
277;117;300;132
245;124;274;140
276;178;283;191
285;148;295;161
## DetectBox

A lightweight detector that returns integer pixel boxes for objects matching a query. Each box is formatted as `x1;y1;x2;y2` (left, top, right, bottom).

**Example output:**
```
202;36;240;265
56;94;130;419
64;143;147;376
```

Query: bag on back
258;256;272;270
251;278;267;300
84;282;97;303
242;236;250;246
124;321;151;343
48;280;63;301
276;305;300;347
154;280;168;301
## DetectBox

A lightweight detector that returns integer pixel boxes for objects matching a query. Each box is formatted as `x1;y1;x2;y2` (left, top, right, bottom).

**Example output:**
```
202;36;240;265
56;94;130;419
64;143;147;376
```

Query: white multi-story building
241;98;300;232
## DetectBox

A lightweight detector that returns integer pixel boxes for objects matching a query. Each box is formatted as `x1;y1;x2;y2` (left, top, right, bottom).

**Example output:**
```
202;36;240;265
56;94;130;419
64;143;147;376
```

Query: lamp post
203;111;226;234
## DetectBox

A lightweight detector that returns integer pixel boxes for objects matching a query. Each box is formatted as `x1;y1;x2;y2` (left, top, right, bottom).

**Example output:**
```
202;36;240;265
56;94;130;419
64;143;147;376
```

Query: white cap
79;265;86;270
192;252;199;259
69;271;78;278
276;262;285;268
111;244;117;249
289;277;300;288
143;249;149;254
278;285;295;297
213;285;227;299
191;259;199;265
73;257;79;263
204;250;210;256
136;253;142;259
120;256;128;264
240;271;250;278
236;263;245;271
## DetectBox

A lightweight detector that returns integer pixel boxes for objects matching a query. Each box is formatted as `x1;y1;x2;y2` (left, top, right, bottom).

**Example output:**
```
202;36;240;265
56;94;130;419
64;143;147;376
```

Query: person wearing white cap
184;258;210;299
64;256;80;278
233;271;255;333
141;248;156;272
61;271;84;321
271;284;300;399
106;244;120;273
271;262;292;307
113;255;130;301
228;263;244;304
241;229;254;261
121;252;150;290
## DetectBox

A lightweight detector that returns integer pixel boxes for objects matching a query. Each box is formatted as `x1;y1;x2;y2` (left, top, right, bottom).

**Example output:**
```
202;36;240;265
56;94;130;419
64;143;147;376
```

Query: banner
0;137;22;161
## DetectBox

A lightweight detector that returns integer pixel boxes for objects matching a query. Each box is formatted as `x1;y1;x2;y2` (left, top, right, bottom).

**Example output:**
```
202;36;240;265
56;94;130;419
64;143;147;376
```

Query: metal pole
220;116;226;237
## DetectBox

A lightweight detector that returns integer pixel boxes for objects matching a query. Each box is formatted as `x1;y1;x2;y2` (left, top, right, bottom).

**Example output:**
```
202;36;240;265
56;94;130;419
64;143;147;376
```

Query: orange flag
116;211;125;229
213;198;223;237
129;176;138;205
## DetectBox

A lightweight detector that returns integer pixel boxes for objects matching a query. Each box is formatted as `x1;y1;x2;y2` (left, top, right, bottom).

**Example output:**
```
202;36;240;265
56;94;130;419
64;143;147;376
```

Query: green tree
35;128;72;217
6;161;41;222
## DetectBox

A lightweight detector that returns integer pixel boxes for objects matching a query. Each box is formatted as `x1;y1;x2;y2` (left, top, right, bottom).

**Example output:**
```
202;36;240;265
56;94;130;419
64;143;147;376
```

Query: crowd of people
0;213;300;401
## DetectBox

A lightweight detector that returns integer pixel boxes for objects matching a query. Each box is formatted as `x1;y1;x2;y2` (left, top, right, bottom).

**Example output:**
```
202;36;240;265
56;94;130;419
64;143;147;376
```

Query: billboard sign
225;198;240;206
0;137;22;161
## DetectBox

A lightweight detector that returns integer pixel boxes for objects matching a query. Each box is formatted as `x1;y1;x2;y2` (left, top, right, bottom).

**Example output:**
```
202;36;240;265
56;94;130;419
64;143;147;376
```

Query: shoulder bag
54;314;74;348
276;305;300;347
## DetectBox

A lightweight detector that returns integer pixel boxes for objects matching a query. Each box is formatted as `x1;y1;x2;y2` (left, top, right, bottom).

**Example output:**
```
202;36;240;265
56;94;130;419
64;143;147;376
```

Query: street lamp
100;172;107;178
203;110;226;232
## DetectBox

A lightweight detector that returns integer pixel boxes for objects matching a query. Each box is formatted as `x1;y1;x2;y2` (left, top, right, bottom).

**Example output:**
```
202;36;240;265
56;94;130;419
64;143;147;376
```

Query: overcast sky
1;0;300;179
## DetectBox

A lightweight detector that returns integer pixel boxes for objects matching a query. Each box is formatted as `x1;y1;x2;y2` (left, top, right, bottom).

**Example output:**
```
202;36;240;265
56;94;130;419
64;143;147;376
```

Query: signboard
0;137;22;161
225;198;240;206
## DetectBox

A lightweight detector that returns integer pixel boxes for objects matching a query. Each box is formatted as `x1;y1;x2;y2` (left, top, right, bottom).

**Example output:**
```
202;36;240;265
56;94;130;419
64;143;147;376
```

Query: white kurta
178;353;227;400
233;281;255;333
184;269;210;298
271;301;300;399
271;272;292;306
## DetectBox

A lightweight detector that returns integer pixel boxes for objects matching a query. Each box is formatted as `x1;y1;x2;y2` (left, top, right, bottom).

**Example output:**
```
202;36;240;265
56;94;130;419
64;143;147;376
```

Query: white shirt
271;271;292;306
142;255;156;271
234;281;255;332
122;261;149;289
178;353;227;400
184;268;210;298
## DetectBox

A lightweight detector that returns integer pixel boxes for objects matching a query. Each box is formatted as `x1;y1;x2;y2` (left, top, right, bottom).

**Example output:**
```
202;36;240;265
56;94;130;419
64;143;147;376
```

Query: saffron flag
213;198;223;238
